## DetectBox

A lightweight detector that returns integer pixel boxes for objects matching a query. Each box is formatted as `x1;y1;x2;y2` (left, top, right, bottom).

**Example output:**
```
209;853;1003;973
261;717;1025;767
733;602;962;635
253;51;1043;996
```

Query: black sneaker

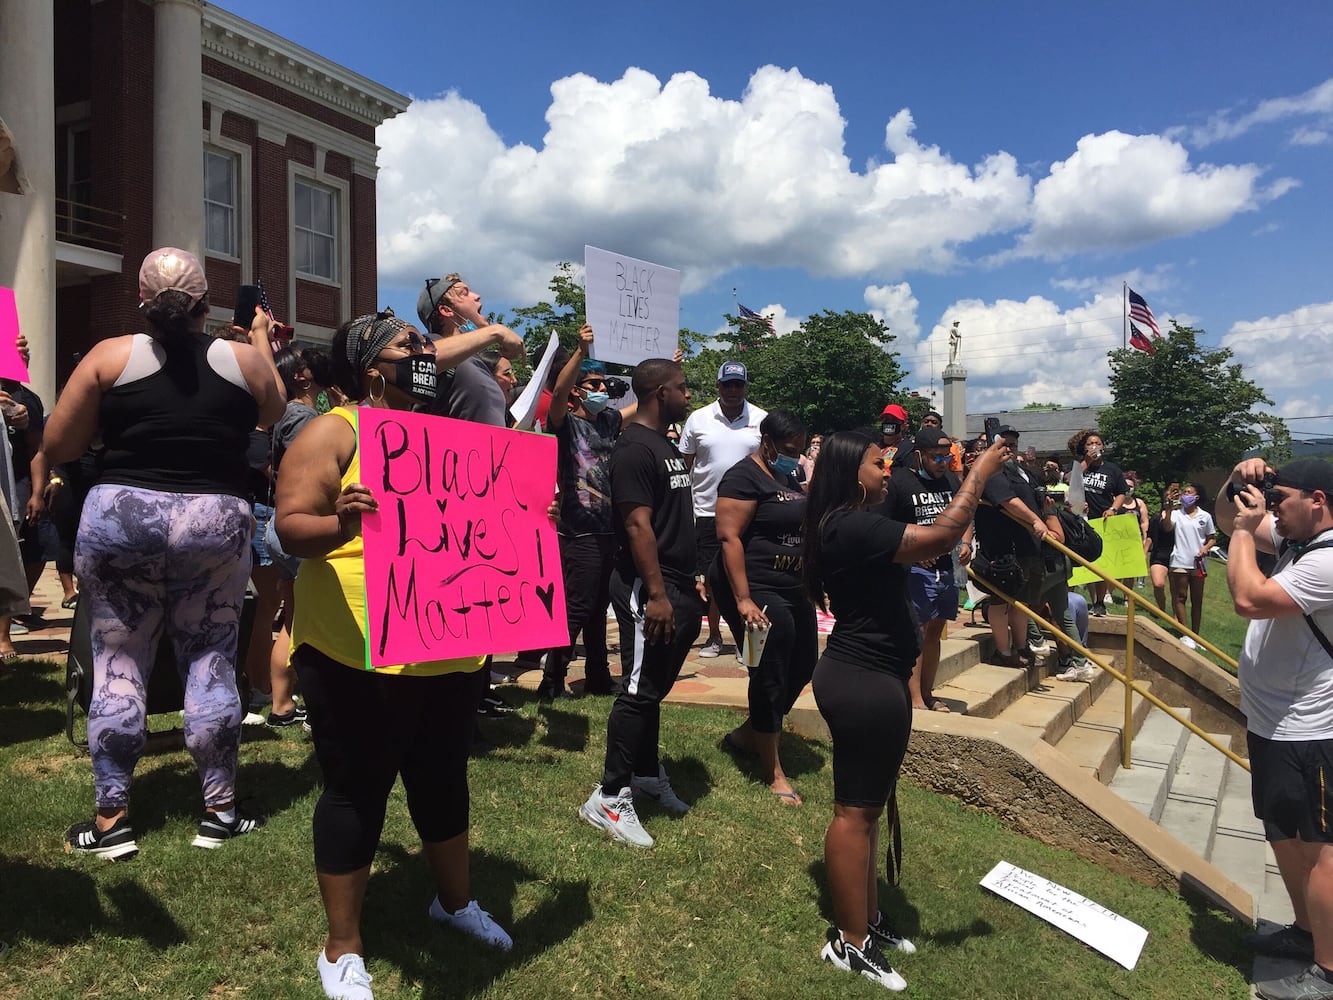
1091;602;1108;618
582;673;618;696
191;810;263;849
65;816;138;861
1246;922;1315;961
266;703;308;728
821;928;907;991
867;911;917;954
478;690;514;717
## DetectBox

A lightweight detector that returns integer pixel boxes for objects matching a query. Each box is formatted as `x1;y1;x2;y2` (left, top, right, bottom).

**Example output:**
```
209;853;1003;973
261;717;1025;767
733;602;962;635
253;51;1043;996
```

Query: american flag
738;303;776;334
1129;321;1157;355
1128;288;1160;338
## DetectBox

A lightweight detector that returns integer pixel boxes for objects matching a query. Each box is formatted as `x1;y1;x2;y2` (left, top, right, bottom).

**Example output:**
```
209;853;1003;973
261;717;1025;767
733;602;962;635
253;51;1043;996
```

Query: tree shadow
0;857;187;949
361;842;592;999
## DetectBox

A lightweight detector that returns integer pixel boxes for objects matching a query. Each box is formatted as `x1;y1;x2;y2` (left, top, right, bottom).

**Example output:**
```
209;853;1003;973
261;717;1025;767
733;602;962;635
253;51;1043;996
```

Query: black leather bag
972;550;1026;594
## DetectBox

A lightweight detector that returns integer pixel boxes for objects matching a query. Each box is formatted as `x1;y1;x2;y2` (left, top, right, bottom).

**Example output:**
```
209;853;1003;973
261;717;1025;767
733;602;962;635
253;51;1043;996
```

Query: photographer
1218;458;1333;1000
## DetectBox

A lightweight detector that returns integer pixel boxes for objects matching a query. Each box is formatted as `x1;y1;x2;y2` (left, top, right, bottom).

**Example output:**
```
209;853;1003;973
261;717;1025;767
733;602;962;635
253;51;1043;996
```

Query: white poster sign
584;245;680;367
980;861;1148;970
510;330;559;431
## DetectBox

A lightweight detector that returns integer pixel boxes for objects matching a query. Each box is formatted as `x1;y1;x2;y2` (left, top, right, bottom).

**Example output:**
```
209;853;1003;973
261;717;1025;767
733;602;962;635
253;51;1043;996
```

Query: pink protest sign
0;288;31;382
358;408;567;666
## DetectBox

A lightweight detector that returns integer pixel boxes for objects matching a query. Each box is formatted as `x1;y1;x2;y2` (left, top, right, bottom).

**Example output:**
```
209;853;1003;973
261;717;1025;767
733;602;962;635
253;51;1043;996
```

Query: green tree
745;310;908;434
1255;412;1294;466
507;261;586;359
1099;321;1277;482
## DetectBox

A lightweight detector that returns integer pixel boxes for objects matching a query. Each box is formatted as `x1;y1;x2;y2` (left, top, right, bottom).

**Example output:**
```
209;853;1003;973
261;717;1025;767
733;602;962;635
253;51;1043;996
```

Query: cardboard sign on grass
1068;513;1149;586
358;409;567;666
584;245;680;367
981;861;1148;970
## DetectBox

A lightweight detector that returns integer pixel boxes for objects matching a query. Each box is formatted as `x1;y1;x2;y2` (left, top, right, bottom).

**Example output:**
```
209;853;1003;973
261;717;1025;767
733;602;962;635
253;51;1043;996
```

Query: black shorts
695;515;720;577
1248;731;1333;843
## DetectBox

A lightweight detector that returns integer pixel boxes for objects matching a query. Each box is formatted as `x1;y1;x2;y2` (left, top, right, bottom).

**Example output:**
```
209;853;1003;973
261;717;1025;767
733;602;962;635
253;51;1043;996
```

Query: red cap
880;404;908;422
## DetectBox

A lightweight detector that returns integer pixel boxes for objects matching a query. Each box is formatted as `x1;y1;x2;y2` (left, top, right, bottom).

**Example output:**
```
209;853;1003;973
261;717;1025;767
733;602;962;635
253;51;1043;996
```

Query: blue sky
223;1;1333;441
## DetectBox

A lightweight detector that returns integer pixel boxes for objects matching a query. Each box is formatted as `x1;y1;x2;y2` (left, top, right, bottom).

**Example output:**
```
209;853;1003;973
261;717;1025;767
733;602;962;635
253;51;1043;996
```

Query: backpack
1056;508;1103;563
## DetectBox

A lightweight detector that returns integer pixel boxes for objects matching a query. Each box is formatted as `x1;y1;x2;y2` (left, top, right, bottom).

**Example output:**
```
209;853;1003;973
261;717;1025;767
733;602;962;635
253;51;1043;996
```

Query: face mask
916;454;947;480
386;355;437;403
1124;486;1135;498
881;422;901;437
1181;494;1199;509
769;454;800;478
458;320;478;334
1086;445;1103;460
581;390;610;415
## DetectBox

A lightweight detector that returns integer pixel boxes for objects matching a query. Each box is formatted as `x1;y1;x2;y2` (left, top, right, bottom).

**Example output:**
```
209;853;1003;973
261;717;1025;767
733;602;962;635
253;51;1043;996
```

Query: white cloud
1050;266;1174;297
1170;78;1333;147
1290;127;1331;147
1220;303;1333;412
1015;131;1294;258
863;282;920;343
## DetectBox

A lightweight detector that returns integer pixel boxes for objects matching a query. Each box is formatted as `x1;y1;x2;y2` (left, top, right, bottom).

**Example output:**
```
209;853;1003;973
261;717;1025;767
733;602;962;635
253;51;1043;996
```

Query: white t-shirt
1240;524;1333;740
678;399;767;517
1166;507;1215;570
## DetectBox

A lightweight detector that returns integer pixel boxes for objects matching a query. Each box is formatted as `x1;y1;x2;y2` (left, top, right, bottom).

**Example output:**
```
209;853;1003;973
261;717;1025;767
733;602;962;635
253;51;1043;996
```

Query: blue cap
717;361;747;383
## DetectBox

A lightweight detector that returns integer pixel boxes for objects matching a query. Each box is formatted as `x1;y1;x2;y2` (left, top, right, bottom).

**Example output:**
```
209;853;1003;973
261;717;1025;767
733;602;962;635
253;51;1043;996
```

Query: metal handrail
54;196;123;253
969;505;1247;773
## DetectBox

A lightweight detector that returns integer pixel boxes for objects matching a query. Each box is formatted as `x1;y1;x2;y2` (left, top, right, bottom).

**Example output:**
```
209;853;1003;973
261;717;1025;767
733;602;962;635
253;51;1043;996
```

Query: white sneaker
317;950;374;1000
241;711;267;727
428;897;513;950
632;765;691;814
1027;636;1050;653
821;930;907;992
579;785;654;847
698;638;723;658
1055;662;1097;683
1180;636;1198;650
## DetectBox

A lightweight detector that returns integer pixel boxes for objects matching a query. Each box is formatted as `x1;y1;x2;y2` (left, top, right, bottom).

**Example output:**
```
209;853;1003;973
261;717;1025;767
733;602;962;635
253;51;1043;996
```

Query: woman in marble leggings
78;484;252;811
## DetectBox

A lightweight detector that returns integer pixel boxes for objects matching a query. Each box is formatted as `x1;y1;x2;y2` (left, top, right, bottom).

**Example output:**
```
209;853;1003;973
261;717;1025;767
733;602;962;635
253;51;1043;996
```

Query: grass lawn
0;657;1254;999
1101;566;1247;673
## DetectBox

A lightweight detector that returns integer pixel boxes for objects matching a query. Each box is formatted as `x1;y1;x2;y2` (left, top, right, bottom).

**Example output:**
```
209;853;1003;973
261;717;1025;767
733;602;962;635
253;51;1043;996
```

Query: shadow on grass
0;857;187;949
0;670;68;746
716;730;827;787
125;754;321;834
536;704;589;752
478;712;537;751
657;754;712;810
363;842;592;999
1185;891;1252;975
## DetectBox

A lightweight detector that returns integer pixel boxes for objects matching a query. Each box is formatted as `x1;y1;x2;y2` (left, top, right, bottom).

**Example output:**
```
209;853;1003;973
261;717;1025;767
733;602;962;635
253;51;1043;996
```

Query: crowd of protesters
6;246;1264;998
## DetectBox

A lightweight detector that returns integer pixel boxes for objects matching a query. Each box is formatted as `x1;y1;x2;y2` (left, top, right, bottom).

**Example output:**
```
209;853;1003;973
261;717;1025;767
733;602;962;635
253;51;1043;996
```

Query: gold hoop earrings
857;483;868;506
369;370;387;403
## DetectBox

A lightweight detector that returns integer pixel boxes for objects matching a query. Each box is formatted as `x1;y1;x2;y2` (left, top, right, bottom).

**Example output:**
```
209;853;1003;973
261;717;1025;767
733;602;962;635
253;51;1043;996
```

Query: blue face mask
458;320;478;333
916;453;948;480
581;390;610;415
769;454;800;478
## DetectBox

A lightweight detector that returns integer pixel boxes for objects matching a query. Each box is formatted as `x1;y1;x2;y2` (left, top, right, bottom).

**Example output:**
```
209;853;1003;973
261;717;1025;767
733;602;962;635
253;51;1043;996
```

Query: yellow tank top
290;405;484;677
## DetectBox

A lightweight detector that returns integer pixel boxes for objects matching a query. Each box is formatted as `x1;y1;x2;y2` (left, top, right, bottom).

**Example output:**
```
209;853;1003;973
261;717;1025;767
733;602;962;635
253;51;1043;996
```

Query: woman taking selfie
801;429;1009;991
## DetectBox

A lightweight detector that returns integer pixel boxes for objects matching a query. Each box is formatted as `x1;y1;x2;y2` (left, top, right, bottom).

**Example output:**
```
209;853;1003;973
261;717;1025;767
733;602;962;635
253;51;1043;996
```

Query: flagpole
1122;282;1127;351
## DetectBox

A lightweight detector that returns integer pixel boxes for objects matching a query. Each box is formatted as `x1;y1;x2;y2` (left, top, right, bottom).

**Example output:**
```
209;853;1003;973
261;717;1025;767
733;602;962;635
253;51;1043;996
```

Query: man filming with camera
1218;458;1333;1000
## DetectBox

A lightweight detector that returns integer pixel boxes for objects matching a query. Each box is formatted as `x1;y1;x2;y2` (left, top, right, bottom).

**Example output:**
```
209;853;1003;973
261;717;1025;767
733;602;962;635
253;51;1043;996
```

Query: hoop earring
369;370;387;403
857;483;868;506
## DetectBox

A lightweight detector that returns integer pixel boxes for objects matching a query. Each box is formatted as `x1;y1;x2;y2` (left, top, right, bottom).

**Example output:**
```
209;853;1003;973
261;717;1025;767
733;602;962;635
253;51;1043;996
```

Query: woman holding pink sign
275;312;511;1000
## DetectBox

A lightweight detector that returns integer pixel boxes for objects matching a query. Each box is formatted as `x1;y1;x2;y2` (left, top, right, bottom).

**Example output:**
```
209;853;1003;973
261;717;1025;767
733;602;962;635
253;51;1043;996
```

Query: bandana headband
345;312;409;373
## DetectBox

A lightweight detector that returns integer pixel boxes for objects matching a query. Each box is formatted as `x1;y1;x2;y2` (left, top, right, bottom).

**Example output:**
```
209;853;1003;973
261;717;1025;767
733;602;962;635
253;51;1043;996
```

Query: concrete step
934;634;985;688
993;675;1105;744
1208;760;1267;917
1053;679;1149;784
1107;704;1192;822
1157;731;1232;859
931;662;1031;719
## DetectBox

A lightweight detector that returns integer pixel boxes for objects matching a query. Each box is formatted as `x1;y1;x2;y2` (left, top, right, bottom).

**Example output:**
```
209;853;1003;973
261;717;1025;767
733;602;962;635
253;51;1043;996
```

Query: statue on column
948;320;961;366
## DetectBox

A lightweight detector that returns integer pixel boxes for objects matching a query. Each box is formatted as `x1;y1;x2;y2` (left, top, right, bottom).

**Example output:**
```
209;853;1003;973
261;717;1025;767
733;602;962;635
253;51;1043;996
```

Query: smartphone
232;285;263;331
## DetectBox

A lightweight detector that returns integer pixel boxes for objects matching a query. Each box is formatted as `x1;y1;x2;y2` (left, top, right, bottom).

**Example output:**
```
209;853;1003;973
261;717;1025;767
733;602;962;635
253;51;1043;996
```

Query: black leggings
294;644;486;874
710;571;818;733
812;654;912;808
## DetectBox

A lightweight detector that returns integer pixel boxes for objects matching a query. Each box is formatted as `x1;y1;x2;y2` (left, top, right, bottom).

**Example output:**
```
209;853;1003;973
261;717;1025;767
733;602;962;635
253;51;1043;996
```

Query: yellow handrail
969;504;1247;774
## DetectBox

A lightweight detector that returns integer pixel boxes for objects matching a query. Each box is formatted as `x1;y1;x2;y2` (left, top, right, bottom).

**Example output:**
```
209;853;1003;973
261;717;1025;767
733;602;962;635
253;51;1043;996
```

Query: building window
203;149;237;257
294;180;337;281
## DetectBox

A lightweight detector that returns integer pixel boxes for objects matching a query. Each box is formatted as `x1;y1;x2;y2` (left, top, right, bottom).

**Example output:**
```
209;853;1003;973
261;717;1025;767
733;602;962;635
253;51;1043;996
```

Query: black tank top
99;333;258;497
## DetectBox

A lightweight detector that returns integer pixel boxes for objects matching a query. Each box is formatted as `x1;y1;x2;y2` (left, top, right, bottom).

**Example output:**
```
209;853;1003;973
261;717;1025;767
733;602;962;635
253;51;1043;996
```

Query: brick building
0;0;408;405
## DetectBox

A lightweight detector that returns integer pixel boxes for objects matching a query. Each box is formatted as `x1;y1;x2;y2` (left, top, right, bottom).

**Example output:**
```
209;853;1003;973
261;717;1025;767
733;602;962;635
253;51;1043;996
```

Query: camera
1226;471;1277;506
605;375;630;400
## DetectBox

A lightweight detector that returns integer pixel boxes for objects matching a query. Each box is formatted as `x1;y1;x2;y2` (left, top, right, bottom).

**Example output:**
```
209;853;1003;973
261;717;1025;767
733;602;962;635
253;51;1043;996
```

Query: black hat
913;427;951;450
1276;459;1333;495
995;425;1019;439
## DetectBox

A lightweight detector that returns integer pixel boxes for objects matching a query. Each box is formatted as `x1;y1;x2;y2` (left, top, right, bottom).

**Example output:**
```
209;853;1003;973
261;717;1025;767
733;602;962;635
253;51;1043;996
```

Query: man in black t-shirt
885;428;970;711
580;358;702;849
974;426;1049;667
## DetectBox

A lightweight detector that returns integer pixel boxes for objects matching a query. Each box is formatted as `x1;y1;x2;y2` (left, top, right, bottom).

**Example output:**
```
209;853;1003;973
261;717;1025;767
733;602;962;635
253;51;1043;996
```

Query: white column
0;0;57;406
152;0;204;255
942;363;968;441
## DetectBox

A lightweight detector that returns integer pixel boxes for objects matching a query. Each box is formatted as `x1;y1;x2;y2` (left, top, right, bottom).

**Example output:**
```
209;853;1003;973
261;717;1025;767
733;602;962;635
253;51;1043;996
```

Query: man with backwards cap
1218;458;1333;1000
679;361;767;658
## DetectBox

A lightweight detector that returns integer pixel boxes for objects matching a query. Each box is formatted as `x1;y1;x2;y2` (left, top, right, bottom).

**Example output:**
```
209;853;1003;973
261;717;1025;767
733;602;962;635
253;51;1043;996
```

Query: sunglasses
580;378;608;390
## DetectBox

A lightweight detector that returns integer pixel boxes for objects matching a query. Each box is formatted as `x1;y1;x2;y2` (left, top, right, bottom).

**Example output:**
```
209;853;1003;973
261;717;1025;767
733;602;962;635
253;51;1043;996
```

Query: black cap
995;425;1019;439
1275;459;1333;495
913;427;951;450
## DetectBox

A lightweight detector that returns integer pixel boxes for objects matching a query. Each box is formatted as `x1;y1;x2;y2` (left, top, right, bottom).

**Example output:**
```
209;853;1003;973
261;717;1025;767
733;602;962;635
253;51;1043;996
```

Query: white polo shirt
678;399;767;517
